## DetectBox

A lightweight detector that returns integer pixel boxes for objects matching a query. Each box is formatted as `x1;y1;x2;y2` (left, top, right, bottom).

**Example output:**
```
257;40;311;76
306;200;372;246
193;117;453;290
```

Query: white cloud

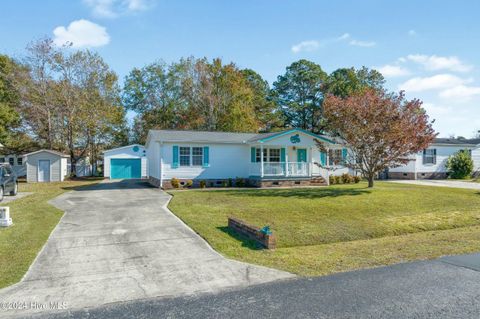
408;29;417;36
439;85;480;101
53;19;110;48
83;0;151;18
291;40;320;53
376;65;410;77
349;39;376;47
406;54;473;72
337;33;350;40
399;74;470;92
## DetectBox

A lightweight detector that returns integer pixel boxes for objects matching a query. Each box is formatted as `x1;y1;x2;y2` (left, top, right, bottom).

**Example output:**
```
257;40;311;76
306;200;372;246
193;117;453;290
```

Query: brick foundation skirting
160;177;327;189
388;172;448;180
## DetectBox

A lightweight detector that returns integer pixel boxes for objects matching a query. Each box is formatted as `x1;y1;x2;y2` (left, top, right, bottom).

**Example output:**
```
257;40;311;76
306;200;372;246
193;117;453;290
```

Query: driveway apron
0;180;293;318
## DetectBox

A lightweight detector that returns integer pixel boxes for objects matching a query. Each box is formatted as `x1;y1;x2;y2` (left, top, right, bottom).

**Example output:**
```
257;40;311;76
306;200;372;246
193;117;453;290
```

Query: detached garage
104;144;147;179
25;149;69;183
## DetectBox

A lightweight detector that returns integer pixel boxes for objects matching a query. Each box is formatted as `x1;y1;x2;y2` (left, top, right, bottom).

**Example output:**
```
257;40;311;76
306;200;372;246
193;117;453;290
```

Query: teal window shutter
280;148;286;162
203;146;210;167
342;148;348;164
251;147;256;163
320;152;327;166
172;145;179;169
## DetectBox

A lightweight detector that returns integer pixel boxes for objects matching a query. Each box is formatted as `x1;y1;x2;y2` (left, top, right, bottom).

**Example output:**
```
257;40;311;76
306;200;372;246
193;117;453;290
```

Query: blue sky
1;0;480;137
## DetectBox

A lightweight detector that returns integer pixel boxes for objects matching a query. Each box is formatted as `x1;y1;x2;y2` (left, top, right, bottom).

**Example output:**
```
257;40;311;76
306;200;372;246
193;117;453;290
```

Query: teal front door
110;159;141;179
297;149;307;162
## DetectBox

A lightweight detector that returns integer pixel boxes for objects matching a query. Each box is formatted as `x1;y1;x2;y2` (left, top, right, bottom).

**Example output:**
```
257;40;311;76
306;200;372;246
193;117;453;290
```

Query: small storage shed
24;149;70;183
103;144;147;179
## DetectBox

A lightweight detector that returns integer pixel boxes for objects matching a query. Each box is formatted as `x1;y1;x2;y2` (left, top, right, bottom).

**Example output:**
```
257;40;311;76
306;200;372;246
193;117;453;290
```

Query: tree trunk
367;174;375;188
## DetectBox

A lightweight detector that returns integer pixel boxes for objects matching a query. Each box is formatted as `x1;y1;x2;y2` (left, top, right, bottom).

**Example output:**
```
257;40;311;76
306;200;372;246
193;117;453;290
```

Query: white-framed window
328;149;343;166
0;158;4;163
179;147;191;166
269;148;281;162
17;157;22;165
255;148;280;162
192;147;203;166
423;149;436;165
179;146;203;167
8;158;14;166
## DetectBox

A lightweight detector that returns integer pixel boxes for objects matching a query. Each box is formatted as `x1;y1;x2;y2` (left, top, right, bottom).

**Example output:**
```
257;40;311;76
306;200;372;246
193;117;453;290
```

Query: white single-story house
145;128;354;188
24;149;70;182
0;153;26;177
103;144;147;179
388;138;480;179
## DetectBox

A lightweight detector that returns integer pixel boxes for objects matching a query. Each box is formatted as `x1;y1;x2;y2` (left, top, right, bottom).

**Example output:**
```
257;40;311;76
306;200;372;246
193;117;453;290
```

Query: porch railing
249;162;310;177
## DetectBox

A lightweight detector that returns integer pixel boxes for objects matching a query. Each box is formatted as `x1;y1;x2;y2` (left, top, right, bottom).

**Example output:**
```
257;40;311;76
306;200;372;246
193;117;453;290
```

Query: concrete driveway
390;179;480;190
0;180;292;318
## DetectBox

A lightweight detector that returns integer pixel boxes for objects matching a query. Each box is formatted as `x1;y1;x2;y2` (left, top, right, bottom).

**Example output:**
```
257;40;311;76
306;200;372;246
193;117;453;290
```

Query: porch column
260;144;264;177
285;148;289;176
309;146;313;177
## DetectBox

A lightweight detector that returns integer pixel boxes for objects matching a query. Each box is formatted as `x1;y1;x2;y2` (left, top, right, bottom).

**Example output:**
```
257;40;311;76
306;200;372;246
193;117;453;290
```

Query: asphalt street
31;253;480;319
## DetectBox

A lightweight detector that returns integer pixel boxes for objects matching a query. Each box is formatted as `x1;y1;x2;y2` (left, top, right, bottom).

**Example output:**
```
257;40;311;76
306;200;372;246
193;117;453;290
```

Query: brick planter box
228;217;276;249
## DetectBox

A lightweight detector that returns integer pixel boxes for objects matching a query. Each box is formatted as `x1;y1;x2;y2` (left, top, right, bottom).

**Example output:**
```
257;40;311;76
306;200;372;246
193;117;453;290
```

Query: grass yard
0;179;101;288
168;182;480;276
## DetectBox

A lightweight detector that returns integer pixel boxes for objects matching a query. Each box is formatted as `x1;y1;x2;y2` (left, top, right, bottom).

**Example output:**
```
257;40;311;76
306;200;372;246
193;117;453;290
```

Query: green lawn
168;182;480;276
0;179;101;288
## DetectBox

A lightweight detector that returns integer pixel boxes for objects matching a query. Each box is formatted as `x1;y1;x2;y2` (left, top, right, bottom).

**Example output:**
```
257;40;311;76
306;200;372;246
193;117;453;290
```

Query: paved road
33;254;480;319
390;179;480;190
0;180;292;318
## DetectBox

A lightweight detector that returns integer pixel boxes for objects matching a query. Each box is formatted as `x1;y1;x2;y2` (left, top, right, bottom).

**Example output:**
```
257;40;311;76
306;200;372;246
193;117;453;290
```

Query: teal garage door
110;159;141;179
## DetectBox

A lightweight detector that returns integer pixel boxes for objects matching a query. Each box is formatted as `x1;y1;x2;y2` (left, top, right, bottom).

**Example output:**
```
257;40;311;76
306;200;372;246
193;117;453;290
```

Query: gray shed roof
24;149;70;158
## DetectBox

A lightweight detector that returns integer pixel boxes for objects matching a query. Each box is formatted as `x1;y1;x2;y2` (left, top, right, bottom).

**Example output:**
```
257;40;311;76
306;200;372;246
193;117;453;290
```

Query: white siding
61;157;68;181
146;142;161;179
103;145;147;178
26;151;64;182
472;147;480;172
390;145;478;174
162;142;250;180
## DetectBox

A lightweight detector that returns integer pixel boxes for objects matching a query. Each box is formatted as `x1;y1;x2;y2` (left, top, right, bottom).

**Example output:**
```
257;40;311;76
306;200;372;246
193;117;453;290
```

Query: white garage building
103;144;147;179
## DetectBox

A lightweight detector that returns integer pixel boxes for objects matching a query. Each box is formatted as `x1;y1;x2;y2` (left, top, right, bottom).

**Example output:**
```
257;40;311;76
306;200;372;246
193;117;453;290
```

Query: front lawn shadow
223;187;371;199
217;226;264;250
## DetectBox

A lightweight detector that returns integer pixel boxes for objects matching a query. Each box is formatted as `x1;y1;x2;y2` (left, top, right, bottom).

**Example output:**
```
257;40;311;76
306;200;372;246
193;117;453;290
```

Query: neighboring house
388;138;480;179
145;128;354;188
24;149;70;183
0;154;26;177
103;144;147;179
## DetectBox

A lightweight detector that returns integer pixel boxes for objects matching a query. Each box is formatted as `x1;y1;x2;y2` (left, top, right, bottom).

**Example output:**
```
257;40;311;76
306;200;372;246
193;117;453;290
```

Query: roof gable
248;128;336;144
24;149;70;158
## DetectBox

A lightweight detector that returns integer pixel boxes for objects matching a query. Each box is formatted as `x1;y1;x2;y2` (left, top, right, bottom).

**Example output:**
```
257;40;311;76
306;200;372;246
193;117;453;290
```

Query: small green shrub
446;149;474;179
341;173;353;184
185;180;193;188
329;175;335;184
334;175;342;184
221;180;228;187
353;175;361;183
171;178;180;188
199;180;207;188
235;177;245;187
227;178;233;187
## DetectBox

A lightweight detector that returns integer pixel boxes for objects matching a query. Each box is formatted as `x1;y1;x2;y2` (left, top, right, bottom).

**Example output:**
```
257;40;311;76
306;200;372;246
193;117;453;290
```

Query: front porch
248;144;330;182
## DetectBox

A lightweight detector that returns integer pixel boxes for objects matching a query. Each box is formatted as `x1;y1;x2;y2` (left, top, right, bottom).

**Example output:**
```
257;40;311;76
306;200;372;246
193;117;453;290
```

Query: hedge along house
145;128;354;188
103;144;148;179
24;149;70;183
388;138;480;179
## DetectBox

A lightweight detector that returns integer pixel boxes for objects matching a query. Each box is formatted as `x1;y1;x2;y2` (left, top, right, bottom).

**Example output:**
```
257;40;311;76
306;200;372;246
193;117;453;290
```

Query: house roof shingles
433;138;480;146
148;129;337;144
